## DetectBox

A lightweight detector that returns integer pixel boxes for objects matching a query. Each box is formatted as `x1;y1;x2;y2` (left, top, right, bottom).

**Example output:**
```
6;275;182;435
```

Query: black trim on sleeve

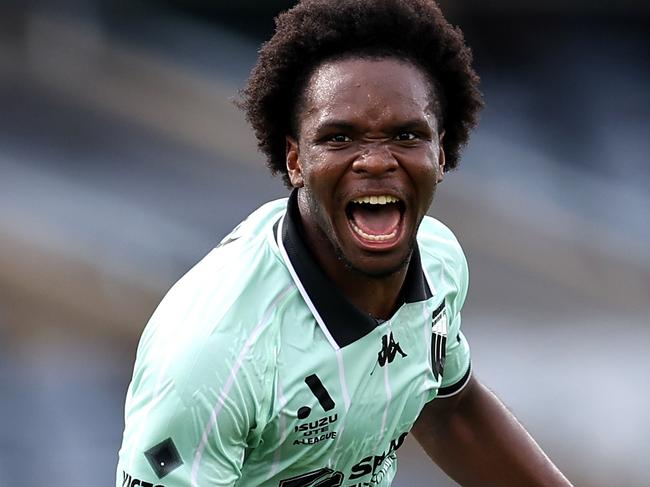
437;362;472;398
432;300;445;321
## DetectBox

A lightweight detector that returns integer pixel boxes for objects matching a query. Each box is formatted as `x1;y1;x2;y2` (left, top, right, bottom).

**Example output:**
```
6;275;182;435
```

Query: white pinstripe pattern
335;349;352;412
127;311;187;466
421;302;434;405
268;364;289;480
331;348;352;455
380;344;393;434
190;284;293;487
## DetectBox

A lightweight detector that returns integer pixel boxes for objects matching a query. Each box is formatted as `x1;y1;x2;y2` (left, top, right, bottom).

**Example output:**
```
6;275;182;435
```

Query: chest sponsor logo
297;374;336;419
348;432;408;485
279;432;408;486
431;301;448;381
293;413;339;445
377;332;407;367
293;374;339;445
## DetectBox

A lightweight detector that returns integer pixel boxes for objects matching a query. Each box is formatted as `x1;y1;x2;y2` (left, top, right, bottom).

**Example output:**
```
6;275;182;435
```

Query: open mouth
345;195;406;246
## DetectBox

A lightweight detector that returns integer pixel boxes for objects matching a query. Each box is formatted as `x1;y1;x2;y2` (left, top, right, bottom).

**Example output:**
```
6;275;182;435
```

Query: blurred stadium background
0;0;648;485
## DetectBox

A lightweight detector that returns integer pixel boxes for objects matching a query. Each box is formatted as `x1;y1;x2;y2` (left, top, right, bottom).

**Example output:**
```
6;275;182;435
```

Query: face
286;57;445;277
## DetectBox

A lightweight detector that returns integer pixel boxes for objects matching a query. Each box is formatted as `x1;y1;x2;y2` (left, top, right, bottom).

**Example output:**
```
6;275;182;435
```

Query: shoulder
417;215;467;271
152;196;290;330
417;216;469;307
132;198;295;400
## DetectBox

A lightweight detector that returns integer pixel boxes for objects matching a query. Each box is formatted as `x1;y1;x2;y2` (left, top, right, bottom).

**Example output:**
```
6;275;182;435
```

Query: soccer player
116;0;573;485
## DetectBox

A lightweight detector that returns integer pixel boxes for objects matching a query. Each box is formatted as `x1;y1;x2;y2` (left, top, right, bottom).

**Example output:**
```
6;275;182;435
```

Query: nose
351;143;398;176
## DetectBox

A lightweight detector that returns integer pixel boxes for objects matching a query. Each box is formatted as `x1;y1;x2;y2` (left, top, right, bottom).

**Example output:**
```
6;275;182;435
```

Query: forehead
300;57;437;128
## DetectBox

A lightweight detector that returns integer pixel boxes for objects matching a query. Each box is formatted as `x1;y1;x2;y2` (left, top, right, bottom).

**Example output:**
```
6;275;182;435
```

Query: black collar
278;189;432;348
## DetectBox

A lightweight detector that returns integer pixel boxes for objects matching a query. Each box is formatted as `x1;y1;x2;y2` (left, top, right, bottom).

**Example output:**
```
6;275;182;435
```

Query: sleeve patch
144;437;183;479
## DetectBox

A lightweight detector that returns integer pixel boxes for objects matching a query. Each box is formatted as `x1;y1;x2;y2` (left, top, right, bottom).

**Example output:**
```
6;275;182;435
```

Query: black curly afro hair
239;0;483;187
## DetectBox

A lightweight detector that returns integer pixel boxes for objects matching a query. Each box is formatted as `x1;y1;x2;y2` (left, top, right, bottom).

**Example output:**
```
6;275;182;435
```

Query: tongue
350;204;401;236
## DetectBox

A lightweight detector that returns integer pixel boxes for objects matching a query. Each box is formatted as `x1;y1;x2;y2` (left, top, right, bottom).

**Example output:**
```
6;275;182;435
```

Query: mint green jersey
116;191;471;487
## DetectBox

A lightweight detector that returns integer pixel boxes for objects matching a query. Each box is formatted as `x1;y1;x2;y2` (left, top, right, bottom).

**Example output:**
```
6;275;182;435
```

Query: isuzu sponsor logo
296;374;336;420
293;414;339;445
292;373;339;445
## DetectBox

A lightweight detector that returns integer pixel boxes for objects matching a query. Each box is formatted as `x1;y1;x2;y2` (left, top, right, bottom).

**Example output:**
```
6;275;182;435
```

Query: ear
436;130;446;184
286;136;304;188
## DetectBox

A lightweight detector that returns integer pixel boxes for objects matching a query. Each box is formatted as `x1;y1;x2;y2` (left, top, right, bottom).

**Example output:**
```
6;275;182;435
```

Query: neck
297;202;410;320
333;268;408;321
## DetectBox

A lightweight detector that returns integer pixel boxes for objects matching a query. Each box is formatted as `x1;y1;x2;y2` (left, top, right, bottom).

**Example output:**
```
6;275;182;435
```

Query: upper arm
116;319;269;486
413;374;477;444
117;384;249;487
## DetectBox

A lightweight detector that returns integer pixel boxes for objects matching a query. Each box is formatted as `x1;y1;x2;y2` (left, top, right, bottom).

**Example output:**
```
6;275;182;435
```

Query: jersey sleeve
116;295;272;487
418;217;472;401
436;243;472;398
436;318;472;398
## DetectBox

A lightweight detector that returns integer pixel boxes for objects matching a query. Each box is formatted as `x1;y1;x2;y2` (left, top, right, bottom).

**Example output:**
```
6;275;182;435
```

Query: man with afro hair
116;1;572;485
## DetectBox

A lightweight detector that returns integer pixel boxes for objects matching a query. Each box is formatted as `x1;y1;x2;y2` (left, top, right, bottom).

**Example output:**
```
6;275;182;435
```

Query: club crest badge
431;301;448;381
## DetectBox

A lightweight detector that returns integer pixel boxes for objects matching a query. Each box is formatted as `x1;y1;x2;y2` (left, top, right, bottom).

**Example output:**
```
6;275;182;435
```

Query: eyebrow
314;118;433;134
313;120;358;134
393;119;435;133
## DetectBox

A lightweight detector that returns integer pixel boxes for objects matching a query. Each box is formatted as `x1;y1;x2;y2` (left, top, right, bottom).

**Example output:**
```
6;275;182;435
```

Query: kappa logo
377;332;407;367
431;301;448;381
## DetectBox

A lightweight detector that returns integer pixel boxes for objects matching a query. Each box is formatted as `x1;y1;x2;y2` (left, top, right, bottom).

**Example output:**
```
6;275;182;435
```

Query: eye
395;132;417;141
329;134;352;143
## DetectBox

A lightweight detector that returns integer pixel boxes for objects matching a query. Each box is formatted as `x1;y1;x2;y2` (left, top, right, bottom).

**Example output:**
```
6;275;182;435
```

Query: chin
336;246;413;279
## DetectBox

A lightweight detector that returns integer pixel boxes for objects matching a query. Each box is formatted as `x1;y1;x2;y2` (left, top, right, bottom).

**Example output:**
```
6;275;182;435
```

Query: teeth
350;220;398;241
351;195;399;205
